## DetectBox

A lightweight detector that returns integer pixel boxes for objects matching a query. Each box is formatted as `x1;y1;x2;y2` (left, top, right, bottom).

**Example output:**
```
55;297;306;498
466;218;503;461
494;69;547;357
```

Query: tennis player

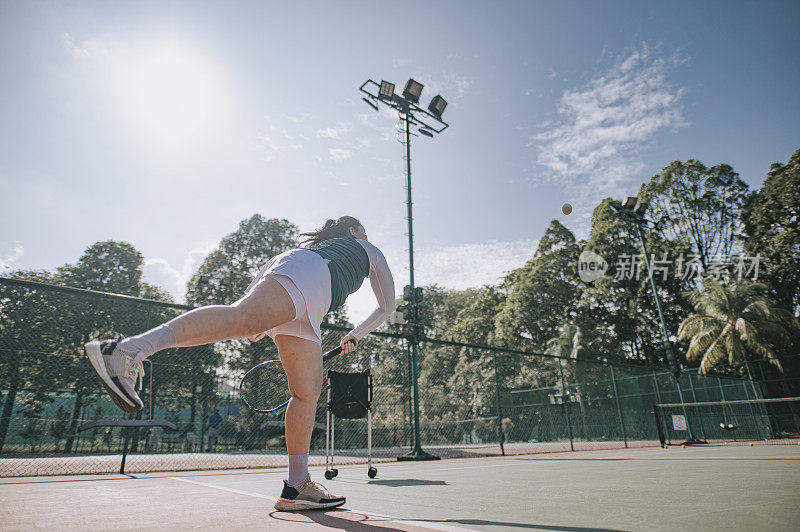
84;216;396;511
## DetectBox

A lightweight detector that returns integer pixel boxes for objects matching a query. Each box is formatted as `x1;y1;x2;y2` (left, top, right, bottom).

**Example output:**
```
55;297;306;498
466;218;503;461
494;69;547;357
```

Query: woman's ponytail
298;216;361;247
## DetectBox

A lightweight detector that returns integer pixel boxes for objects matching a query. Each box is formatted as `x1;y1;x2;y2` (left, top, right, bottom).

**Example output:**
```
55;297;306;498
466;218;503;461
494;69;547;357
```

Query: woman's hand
248;332;267;343
340;335;358;354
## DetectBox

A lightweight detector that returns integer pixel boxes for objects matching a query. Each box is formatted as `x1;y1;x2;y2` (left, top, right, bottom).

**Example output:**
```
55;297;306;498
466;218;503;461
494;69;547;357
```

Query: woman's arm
345;240;396;341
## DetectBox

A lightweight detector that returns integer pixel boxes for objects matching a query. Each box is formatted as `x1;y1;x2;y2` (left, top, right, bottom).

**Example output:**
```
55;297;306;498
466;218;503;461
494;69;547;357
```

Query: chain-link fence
414;339;779;455
1;277;794;477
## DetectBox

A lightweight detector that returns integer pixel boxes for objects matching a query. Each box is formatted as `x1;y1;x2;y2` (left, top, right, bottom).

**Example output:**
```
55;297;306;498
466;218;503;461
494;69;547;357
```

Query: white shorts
246;249;332;345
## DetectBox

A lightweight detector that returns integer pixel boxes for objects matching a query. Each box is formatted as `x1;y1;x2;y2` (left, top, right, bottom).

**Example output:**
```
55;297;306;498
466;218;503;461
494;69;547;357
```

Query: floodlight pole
401;108;431;459
359;79;448;460
610;203;706;445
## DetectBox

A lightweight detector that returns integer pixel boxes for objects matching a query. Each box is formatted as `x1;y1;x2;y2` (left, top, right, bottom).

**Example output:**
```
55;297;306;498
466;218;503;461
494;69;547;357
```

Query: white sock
288;453;309;487
117;324;177;361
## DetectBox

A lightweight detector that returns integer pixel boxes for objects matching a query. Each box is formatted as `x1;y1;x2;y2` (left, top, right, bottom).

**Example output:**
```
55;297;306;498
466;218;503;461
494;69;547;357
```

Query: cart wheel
332;468;339;478
324;470;334;480
368;467;377;479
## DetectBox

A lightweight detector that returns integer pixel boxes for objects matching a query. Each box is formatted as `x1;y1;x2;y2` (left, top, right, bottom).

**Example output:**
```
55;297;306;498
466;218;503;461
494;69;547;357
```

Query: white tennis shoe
274;475;346;511
85;337;145;414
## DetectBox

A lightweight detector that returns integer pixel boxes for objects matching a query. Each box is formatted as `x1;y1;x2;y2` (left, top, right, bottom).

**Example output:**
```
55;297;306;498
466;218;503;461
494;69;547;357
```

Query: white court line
169;477;472;532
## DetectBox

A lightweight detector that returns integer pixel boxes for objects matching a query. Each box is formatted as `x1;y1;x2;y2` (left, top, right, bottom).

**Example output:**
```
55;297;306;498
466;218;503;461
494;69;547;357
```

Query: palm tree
677;279;799;384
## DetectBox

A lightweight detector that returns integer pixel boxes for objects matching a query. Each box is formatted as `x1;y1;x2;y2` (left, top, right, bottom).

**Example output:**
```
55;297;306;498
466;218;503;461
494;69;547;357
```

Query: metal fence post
406;341;413;451
609;365;628;448
757;362;767;399
742;380;764;439
558;359;574;451
652;369;662;404
492;351;505;456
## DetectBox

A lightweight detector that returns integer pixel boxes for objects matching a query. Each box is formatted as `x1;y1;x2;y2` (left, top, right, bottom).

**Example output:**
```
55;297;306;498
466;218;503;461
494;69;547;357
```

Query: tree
640;159;749;271
741;148;800;315
575;199;692;365
677;279;800;384
545;322;600;441
187;215;298;307
494;220;583;352
49;406;70;453
0;269;61;452
414;286;492;422
19;416;45;453
55;241;158;452
58;241;145;295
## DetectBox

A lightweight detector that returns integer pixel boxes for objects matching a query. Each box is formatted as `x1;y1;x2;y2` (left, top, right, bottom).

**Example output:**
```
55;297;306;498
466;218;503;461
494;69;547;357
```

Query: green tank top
308;235;370;312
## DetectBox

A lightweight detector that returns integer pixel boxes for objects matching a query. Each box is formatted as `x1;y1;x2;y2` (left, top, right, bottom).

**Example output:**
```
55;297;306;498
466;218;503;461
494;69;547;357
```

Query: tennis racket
239;342;353;413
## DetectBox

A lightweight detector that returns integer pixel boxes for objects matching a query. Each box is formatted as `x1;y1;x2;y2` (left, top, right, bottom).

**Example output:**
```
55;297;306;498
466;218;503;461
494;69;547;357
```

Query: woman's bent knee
289;373;322;403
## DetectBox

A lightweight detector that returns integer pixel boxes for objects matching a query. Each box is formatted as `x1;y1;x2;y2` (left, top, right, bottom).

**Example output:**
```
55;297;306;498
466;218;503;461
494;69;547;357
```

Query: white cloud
345;238;537;324
142;244;216;303
441;73;471;100
417;239;538;290
408;72;472;103
316;122;350;139
287;112;312;124
61;32;115;61
328;148;352;161
532;43;688;207
0;243;24;272
258;124;303;162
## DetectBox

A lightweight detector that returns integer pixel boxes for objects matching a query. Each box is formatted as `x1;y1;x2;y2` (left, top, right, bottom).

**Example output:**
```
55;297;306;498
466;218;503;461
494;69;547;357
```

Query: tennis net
653;397;800;446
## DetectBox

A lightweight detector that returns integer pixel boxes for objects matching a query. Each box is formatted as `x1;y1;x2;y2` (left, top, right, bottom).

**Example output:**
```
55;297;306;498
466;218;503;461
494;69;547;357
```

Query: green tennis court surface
2;444;799;531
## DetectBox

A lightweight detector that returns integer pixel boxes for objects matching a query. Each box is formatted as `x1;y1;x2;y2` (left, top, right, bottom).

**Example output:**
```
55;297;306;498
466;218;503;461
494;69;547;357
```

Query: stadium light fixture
402;79;424;104
418;128;434;138
623;196;638;210
362;97;379;111
379;80;395;99
633;200;649;216
428;95;447;118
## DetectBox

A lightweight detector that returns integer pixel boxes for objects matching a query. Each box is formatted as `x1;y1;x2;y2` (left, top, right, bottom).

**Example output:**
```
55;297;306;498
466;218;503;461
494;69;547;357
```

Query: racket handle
325;340;355;358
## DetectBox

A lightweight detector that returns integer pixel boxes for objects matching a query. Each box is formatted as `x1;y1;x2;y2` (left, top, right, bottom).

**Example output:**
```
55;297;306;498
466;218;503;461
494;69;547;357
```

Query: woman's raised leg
168;277;296;348
85;276;296;414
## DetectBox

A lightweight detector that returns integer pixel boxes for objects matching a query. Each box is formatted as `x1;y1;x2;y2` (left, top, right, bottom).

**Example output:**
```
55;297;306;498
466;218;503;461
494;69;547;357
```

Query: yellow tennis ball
749;443;753;446
681;444;686;448
562;203;572;215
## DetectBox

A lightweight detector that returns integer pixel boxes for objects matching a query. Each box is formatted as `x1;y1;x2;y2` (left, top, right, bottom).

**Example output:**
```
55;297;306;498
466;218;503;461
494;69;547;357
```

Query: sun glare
117;41;224;150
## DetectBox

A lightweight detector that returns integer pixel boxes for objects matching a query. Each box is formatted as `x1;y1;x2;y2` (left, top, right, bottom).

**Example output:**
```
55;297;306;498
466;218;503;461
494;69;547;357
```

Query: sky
1;0;798;323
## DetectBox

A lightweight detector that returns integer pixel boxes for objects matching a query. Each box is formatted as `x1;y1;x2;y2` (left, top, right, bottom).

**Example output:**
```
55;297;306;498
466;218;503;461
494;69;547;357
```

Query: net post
558;359;574;451
674;373;706;445
120;425;133;475
717;377;737;441
610;364;628;448
686;373;707;441
653;404;666;447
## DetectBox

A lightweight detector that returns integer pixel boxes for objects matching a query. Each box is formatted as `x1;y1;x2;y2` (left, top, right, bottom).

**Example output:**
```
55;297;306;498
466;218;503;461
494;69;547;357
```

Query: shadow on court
276;510;624;532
